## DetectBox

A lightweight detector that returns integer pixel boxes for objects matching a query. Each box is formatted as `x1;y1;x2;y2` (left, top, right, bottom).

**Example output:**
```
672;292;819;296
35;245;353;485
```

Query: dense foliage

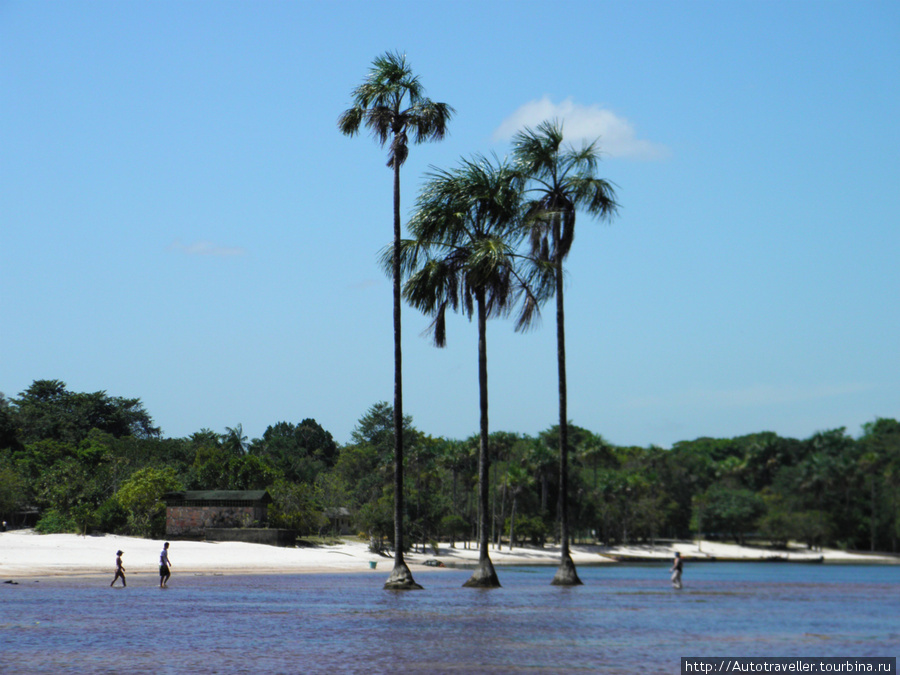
1;380;898;552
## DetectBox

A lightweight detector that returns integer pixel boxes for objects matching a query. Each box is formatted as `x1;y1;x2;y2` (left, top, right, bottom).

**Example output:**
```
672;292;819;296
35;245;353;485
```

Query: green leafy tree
0;394;22;453
339;51;454;591
267;478;327;533
859;418;900;551
12;379;159;445
189;448;280;490
340;402;421;545
251;419;339;484
513;120;618;586
115;466;183;537
35;457;100;516
692;484;765;545
399;154;539;588
190;429;222;450
0;459;26;522
358;494;394;552
332;443;384;512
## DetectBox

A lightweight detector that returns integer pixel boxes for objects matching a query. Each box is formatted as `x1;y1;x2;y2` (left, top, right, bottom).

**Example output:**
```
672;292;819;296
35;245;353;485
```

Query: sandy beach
0;529;895;581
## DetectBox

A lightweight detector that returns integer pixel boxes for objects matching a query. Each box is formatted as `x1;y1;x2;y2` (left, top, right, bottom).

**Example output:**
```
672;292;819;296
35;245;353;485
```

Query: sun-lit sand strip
0;530;894;581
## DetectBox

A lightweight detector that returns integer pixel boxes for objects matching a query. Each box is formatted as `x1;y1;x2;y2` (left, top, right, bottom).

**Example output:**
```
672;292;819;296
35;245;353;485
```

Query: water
2;564;898;674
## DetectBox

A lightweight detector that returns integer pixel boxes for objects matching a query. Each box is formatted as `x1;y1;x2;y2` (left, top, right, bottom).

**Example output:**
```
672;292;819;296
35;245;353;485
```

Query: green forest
2;379;898;554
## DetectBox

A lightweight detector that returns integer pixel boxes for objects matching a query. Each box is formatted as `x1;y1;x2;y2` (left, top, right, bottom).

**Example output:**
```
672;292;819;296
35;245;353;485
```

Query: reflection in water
1;564;898;674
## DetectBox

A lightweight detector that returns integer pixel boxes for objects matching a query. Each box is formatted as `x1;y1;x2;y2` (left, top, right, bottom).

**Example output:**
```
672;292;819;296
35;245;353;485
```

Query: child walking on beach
111;550;126;587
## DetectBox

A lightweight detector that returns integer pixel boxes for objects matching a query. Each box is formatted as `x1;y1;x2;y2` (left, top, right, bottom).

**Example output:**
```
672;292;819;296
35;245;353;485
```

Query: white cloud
167;240;246;257
493;97;668;160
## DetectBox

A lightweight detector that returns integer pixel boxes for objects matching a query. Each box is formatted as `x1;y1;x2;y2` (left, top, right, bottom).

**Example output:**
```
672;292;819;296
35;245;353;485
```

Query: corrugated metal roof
164;490;271;502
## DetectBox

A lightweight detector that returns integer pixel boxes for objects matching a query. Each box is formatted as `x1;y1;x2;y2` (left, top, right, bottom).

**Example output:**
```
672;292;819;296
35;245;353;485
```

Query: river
2;563;897;674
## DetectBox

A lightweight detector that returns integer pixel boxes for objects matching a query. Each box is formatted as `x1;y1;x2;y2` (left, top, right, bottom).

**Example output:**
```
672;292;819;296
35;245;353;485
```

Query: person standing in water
670;551;683;589
110;550;126;587
159;542;172;588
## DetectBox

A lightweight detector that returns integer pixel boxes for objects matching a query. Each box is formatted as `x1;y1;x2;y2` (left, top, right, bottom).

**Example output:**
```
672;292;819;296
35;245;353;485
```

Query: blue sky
2;1;898;448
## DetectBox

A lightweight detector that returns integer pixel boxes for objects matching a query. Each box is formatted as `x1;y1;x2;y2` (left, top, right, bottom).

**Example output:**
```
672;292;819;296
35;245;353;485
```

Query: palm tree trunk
464;289;500;588
385;158;421;590
551;229;582;587
509;492;518;551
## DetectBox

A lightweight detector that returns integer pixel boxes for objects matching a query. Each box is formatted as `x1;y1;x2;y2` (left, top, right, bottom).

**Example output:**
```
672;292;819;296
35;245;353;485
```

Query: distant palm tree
505;462;533;551
339;52;454;590
222;424;248;456
512;120;619;586
397;155;540;588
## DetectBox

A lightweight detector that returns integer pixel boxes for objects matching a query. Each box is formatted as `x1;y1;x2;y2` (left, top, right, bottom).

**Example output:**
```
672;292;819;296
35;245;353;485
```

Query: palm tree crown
397;155;539;344
338;51;454;169
512;119;618;264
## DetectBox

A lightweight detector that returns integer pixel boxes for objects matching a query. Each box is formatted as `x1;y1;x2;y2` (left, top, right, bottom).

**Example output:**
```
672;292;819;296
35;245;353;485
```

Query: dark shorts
159;564;170;576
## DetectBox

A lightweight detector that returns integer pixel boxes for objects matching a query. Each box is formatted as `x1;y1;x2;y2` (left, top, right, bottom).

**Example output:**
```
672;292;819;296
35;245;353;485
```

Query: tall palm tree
338;52;454;590
512;120;619;586
397;155;539;588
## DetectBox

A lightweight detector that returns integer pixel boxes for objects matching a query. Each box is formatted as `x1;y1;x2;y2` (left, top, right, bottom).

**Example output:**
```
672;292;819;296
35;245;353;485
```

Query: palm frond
513;290;542;333
388;130;409;168
407;100;455;143
363;107;395;146
431;302;448;347
337;106;364;136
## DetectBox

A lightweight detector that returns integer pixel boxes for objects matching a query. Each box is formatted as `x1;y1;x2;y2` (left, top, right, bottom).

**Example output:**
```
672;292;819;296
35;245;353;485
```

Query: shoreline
1;530;896;581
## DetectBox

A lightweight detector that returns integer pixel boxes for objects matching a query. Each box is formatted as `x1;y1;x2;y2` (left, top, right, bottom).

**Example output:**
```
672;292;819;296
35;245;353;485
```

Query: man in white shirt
159;541;172;588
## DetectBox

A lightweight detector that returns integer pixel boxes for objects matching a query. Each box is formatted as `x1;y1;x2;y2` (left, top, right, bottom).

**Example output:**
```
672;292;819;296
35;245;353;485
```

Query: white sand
595;540;897;563
0;530;894;580
0;530;606;579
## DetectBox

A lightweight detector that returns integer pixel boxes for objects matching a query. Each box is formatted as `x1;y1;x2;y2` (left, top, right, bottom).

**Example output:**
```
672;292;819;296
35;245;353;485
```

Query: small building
325;506;353;535
165;490;271;538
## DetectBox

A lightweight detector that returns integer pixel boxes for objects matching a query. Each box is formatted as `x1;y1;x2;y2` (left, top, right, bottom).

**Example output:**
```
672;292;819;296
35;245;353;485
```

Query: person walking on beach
670;551;683;589
111;550;126;587
159;542;172;588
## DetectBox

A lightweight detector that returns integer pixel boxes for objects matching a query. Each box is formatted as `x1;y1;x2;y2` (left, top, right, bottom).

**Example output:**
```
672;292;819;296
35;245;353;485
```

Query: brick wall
166;505;268;537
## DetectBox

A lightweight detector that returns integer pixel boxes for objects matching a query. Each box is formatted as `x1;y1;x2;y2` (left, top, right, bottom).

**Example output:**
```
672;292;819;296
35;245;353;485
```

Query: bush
35;508;77;534
96;497;129;534
516;515;549;546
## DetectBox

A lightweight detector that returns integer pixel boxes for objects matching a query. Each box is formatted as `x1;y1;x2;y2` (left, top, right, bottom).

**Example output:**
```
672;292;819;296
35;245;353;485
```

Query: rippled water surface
2;564;898;674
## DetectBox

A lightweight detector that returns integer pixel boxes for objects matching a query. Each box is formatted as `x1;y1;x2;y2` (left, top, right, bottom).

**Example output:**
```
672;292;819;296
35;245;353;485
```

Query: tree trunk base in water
383;562;423;590
462;556;501;588
551;553;583;586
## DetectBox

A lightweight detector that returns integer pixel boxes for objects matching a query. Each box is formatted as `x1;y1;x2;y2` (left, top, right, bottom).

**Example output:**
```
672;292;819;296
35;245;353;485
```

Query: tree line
2;380;899;560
